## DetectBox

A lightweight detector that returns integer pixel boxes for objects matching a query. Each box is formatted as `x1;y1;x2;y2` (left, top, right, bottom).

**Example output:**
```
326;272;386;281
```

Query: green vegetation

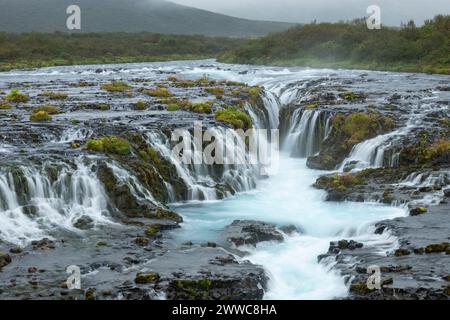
191;101;213;114
33;104;60;115
101;81;132;93
220;15;450;75
215;107;252;130
145;224;161;237
167;104;180;111
135;100;147;110
86;136;131;155
144;87;173;98
423;139;450;161
0;101;12;109
40;91;68;100
0;33;243;71
135;272;160;284
5;89;29;103
333;112;395;147
30;111;52;122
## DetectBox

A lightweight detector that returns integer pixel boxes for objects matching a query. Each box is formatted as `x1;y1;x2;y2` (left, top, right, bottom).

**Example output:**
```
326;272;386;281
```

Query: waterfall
283;109;329;158
0;158;112;245
145;128;260;202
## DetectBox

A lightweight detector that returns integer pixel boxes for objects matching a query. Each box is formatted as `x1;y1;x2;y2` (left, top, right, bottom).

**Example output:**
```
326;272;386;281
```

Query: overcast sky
171;0;450;25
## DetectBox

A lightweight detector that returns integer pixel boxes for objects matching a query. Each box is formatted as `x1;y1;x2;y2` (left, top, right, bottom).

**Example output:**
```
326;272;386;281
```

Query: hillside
0;0;293;37
219;15;450;74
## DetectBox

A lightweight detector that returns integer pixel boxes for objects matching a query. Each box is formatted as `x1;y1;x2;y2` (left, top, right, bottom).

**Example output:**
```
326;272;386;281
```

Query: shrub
86;136;131;155
143;87;173;98
33;104;60;114
40;91;68;100
5;89;29;103
101;81;132;93
30;111;52;122
215;107;252;129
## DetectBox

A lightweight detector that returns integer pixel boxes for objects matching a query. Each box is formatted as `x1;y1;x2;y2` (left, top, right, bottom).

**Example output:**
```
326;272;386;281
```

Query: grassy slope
219;16;450;75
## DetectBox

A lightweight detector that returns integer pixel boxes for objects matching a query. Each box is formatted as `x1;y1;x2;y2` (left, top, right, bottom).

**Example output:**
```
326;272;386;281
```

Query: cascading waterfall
283;109;332;158
0;158;112;245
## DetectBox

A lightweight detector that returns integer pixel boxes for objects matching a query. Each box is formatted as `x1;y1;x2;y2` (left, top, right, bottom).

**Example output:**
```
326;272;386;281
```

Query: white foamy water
174;156;405;299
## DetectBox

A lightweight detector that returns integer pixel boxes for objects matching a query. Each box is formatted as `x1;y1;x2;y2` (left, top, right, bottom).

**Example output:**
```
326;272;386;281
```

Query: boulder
223;220;284;247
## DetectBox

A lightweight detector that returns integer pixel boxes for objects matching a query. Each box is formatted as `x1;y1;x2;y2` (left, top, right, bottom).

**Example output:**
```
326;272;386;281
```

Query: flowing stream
169;65;406;299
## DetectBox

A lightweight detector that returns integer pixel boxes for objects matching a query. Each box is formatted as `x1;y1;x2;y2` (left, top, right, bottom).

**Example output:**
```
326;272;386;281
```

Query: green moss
215;107;252;130
40;91;68;100
342;91;356;101
205;87;225;96
191;101;212;114
394;248;411;257
85;288;96;300
167;104;180;111
98;103;110;111
96;241;108;247
155;208;183;223
316;173;363;189
101;81;132;93
33;104;60;115
425;243;450;254
86;136;131;155
423;139;450;161
143;87;173;98
350;282;375;295
135;272;160;284
5;89;29;103
441;118;450;127
0;101;12;109
134;237;149;246
135;100;147;110
30;111;52;122
145;224;161;237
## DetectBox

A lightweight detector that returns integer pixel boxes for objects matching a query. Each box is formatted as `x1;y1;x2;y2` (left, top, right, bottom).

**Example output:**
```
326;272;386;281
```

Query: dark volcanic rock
223;220;284;247
0;253;12;268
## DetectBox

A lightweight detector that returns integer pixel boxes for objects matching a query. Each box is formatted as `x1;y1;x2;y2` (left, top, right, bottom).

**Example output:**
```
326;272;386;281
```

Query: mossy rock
135;100;147;110
30;111;52;122
101;81;132;93
394;248;411;257
40;91;68;100
145;224;161;237
0;101;12;109
409;207;427;216
143;87;173;98
167;104;180;111
134;237;149;246
350;282;375;295
215;107;252;130
5;89;29;103
191;101;213;114
155;208;183;223
85;288;96;300
135;272;160;284
33;104;60;115
425;243;449;254
86;136;131;156
171;279;213;300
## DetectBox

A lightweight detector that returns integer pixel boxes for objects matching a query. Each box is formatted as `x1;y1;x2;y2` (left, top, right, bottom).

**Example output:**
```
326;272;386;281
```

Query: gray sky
171;0;450;25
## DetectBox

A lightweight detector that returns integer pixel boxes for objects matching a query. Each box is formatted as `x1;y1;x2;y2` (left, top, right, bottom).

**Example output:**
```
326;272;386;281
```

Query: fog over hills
0;0;294;36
